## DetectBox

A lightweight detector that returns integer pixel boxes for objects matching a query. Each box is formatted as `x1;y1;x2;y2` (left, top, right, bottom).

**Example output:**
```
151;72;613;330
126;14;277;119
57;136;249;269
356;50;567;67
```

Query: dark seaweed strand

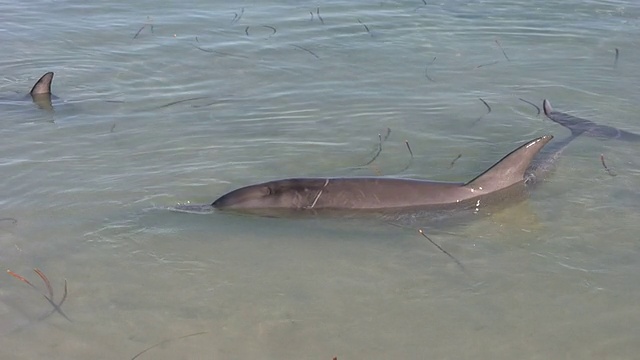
317;7;324;24
0;217;17;224
262;25;277;36
40;292;71;322
614;48;619;68
158;96;210;109
363;133;384;166
518;98;541;116
133;17;154;39
7;269;71;322
243;25;276;38
419;229;468;275
405;140;414;158
357;19;371;36
476;61;499;68
34;269;53;300
309;11;314;21
38;280;70;322
479;98;491;113
399;140;414;172
425;56;436;82
231;7;244;24
131;332;209;360
495;39;510;61
362;128;391;167
192;43;217;53
132;24;147;39
33;268;71;322
600;154;617;177
449;153;462;168
191;44;241;57
191;40;247;58
291;45;320;59
383;127;391;141
413;0;428;11
471;98;491;125
39;279;68;321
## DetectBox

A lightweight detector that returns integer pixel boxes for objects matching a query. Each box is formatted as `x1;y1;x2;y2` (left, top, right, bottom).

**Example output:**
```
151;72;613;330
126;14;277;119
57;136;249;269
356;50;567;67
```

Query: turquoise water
1;0;640;358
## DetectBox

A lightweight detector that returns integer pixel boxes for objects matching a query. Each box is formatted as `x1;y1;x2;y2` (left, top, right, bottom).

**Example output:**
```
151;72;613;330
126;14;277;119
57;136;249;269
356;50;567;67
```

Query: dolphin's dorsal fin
542;99;553;117
29;72;54;95
464;135;553;191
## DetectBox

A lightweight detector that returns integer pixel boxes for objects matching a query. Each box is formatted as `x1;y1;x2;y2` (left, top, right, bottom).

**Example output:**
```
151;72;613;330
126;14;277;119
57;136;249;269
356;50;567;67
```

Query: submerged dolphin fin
543;99;640;141
29;72;54;95
543;99;587;137
464;135;553;191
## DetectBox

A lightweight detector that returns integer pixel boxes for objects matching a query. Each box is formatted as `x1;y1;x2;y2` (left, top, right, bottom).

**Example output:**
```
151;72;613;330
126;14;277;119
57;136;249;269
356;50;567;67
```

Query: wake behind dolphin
199;135;554;218
543;99;640;141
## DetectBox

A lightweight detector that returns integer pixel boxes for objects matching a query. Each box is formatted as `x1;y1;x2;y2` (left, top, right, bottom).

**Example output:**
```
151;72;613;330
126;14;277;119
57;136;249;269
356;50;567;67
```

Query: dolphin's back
313;177;466;210
315;135;552;210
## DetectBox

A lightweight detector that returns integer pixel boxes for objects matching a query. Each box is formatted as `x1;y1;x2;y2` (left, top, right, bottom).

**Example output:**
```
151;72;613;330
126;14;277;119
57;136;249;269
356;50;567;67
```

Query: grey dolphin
211;135;553;216
543;99;640;141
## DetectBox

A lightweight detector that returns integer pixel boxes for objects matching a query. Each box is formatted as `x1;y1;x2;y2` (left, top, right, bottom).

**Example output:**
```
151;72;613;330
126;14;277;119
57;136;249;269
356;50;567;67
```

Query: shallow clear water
1;0;640;358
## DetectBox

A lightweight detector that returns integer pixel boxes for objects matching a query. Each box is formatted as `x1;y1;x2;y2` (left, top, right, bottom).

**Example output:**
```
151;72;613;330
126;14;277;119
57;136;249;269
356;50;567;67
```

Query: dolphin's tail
543;99;587;137
543;99;640;141
29;72;54;95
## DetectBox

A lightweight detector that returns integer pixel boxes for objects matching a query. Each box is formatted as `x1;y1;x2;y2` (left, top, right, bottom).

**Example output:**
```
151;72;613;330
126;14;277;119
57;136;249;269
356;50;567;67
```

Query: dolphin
543;99;640;141
1;72;57;110
208;135;554;217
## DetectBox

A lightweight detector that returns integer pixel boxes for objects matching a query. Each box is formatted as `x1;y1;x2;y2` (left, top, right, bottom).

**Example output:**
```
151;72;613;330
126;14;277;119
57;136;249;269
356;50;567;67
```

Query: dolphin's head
212;178;328;210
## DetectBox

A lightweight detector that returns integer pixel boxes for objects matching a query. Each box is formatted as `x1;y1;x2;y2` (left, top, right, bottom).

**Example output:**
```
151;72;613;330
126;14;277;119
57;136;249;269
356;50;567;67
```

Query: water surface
1;0;640;358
